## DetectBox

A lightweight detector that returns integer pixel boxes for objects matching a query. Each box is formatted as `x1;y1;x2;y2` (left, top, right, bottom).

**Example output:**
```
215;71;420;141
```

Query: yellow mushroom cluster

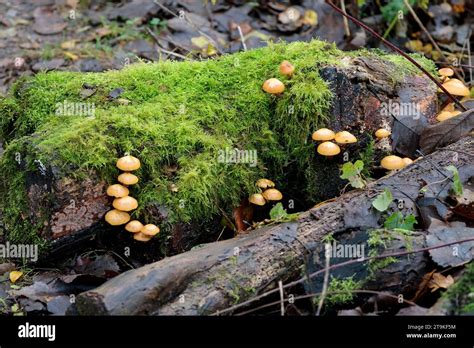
105;155;160;242
248;178;283;206
311;128;357;157
262;61;295;95
438;68;470;97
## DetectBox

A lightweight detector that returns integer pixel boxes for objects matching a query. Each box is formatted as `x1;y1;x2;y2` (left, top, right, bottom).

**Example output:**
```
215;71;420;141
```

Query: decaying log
75;136;474;315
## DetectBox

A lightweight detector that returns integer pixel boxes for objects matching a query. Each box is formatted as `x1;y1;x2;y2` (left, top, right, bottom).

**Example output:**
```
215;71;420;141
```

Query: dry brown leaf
428;272;454;292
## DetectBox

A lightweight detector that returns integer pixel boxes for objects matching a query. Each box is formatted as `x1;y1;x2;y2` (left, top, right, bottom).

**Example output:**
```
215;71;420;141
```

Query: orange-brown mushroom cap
249;193;266;206
141;224;160;237
262;78;285;94
105;209;131;226
441;78;470;97
133;232;152;242
279;60;295;76
262;188;283;201
381;155;405;170
334;131;357;144
438;67;454;77
317;141;341;156
118;172;139;185
116;155;141;171
256;178;275;189
312;128;335;141
125;220;144;233
113;196;138;212
106;184;129;198
375;129;391;139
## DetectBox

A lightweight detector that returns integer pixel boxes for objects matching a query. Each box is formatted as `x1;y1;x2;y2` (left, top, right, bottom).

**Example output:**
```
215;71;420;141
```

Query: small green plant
446;165;463;196
340;160;366;188
384;212;417;231
372;188;393;212
269;203;299;222
325;276;361;305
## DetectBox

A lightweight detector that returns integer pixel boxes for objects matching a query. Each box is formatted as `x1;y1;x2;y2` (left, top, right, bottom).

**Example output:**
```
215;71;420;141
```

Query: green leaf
372;189;393;212
340;160;365;188
270;203;287;220
446;165;463;196
384;212;417;230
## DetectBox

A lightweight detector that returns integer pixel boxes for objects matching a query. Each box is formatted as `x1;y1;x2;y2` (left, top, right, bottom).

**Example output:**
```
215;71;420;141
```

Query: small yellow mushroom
105;209;131;226
125;220;144;233
262;188;283;201
381;155;405;170
113;196;138;212
249;193;266;206
438;67;454;78
9;271;23;283
440;78;470;97
141;224;160;237
256;178;275;189
116;155;141;171
262;78;285;94
334;131;357;144
375;128;391;139
402;157;414;166
436;110;462;122
279;60;295;76
312;128;335;141
118;172;139;185
317;141;341;156
107;184;129;198
133;232;152;242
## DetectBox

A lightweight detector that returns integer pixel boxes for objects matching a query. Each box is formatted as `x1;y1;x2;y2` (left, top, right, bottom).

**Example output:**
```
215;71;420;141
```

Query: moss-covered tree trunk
0;40;437;259
73;137;473;315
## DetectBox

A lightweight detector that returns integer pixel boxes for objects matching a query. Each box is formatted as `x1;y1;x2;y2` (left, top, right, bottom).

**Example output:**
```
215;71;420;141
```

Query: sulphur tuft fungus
438;67;454;78
441;78;470;97
249;193;266;206
317;141;341;156
106;184;129;198
113;196;138;212
279;60;295;76
125;220;144;233
334;131;357;144
375;128;391;139
105;209;131;226
116;155;141;171
141;224;160;237
118;172;139;185
402;157;414;166
312;128;335;141
133;232;152;242
381;155;405;171
262;188;283;201
262;78;285;94
256;178;275;189
436;110;461;122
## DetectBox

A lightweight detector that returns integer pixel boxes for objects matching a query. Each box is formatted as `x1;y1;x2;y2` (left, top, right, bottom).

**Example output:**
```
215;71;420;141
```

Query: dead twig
316;243;331;315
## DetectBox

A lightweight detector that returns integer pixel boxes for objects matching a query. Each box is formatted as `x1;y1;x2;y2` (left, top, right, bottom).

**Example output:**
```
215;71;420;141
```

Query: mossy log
0;40;437;258
74;137;474;315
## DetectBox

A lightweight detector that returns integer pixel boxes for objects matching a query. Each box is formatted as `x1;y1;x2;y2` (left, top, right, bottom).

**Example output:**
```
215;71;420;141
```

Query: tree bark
75;136;474;315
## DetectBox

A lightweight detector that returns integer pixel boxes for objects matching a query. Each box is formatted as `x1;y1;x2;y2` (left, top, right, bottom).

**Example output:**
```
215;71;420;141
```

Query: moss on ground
442;262;474;315
0;40;436;246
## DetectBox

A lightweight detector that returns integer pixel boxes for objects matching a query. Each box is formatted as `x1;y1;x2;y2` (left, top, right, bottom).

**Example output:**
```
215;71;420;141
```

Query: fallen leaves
428;272;454;292
9;271;23;283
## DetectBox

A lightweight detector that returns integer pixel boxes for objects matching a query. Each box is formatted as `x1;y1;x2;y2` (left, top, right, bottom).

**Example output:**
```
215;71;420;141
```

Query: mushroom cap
256;178;275;189
279;60;295;76
125;220;144;233
441;78;470;97
436;110;461;122
141;224;160;237
262;78;285;94
312;128;335;141
317;141;341;156
262;188;283;201
375;128;391;139
9;271;23;283
133;232;152;242
438;67;454;77
402;157;414;166
249;193;266;206
105;209;131;226
106;184;129;198
116;155;141;171
113;196;138;212
118;172;139;185
381;155;405;170
334;131;357;144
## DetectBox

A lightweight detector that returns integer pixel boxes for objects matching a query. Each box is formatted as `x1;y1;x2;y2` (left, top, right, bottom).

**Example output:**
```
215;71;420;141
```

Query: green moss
0;40;433;247
442;262;474;315
325;276;361;305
